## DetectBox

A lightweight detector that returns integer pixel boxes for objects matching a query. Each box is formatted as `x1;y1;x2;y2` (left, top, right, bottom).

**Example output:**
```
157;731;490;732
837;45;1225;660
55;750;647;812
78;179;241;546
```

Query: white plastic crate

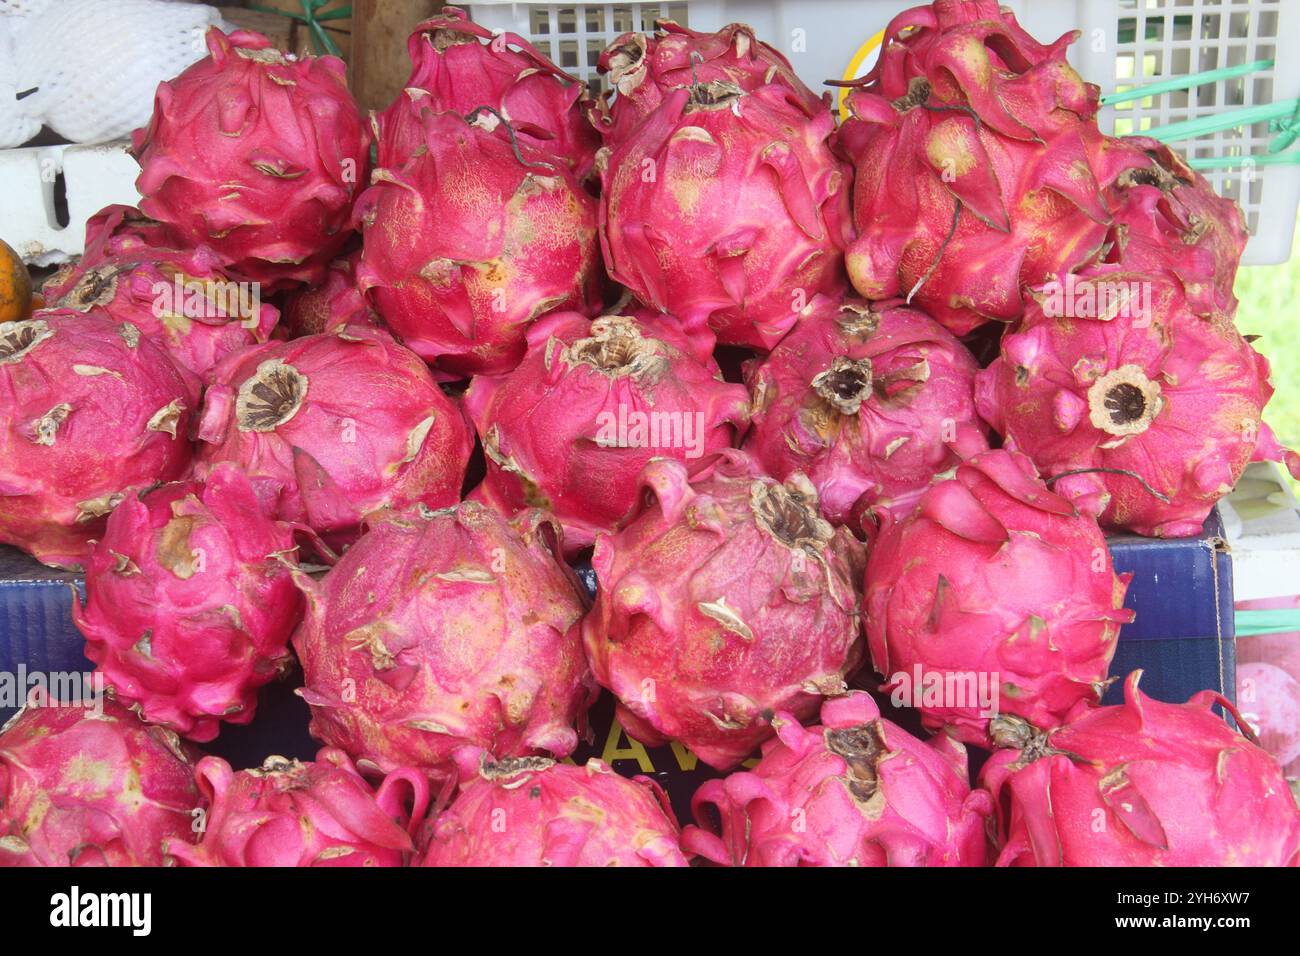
466;0;1299;265
0;140;140;266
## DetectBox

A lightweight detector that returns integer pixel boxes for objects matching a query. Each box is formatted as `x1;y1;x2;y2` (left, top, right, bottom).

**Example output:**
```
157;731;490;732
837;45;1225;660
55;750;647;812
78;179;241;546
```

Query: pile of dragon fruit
1;1;1299;867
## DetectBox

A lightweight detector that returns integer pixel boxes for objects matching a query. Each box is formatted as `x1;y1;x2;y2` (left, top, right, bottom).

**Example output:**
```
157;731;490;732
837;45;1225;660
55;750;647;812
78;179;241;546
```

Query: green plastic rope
247;1;351;58
1143;99;1300;144
1235;609;1300;637
1105;58;1300;167
1100;59;1275;106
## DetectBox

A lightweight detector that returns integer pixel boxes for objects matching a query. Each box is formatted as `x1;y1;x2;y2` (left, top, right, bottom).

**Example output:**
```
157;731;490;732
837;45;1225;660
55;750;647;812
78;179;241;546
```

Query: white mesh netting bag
0;0;231;148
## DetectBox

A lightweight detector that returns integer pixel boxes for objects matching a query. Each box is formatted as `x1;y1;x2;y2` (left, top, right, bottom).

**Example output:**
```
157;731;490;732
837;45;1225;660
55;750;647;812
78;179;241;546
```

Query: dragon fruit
589;20;825;150
1091;136;1247;320
132;28;370;290
419;755;687;866
72;463;303;743
43;206;278;382
744;295;987;524
864;449;1133;746
374;6;598;179
292;503;594;782
194;327;471;549
165;749;429;867
281;249;375;337
0;699;201;866
982;671;1300;866
682;692;992;866
976;272;1300;537
835;0;1111;335
464;309;751;555
582;450;865;771
600;75;852;352
356;108;602;378
1237;662;1300;768
0;310;195;570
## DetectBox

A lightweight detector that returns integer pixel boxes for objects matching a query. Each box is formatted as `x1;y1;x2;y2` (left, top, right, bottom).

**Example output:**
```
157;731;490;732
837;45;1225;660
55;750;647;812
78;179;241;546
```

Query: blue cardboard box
1104;511;1234;706
0;511;1236;822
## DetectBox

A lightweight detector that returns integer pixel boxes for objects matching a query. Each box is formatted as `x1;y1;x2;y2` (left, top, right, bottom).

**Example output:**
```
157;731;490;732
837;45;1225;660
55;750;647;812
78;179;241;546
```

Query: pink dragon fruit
863;449;1133;746
982;671;1300;866
132;29;370;290
166;749;429;867
600;76;852;352
0;310;195;570
582;450;865;771
419;755;687;866
835;0;1112;335
194;327;472;549
0;699;201;866
43;206;279;382
682;692;993;866
72;463;303;743
281;249;376;337
356;108;602;378
976;272;1300;537
374;6;598;179
744;295;987;524
589;20;825;150
292;503;595;782
1091;136;1247;321
1237;662;1300;768
464;309;751;555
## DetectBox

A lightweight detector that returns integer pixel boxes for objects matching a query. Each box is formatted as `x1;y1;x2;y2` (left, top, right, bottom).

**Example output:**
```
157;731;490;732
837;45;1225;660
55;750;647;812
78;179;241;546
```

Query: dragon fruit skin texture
356;109;602;378
976;273;1300;538
600;80;853;353
982;671;1300;866
72;464;303;743
465;309;751;555
374;6;598;179
166;749;429;867
0;310;196;570
292;503;595;783
582;451;866;771
744;295;987;525
1090;135;1247;321
419;756;687;867
864;450;1133;747
835;1;1112;336
0;699;202;866
132;29;370;291
42;205;279;383
193;327;472;549
281;249;376;337
589;20;825;151
682;692;993;866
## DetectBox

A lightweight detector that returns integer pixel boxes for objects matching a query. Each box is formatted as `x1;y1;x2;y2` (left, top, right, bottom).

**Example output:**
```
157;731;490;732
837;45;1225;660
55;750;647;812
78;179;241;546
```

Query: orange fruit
0;238;34;323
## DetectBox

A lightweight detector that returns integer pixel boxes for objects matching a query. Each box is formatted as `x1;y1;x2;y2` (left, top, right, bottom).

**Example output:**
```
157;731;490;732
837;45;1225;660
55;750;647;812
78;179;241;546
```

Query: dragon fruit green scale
292;503;595;782
582;450;866;771
132;28;370;291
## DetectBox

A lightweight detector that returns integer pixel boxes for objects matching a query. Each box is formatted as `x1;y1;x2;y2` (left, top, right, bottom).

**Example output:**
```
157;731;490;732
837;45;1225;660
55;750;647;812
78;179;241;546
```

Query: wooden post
349;0;437;111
